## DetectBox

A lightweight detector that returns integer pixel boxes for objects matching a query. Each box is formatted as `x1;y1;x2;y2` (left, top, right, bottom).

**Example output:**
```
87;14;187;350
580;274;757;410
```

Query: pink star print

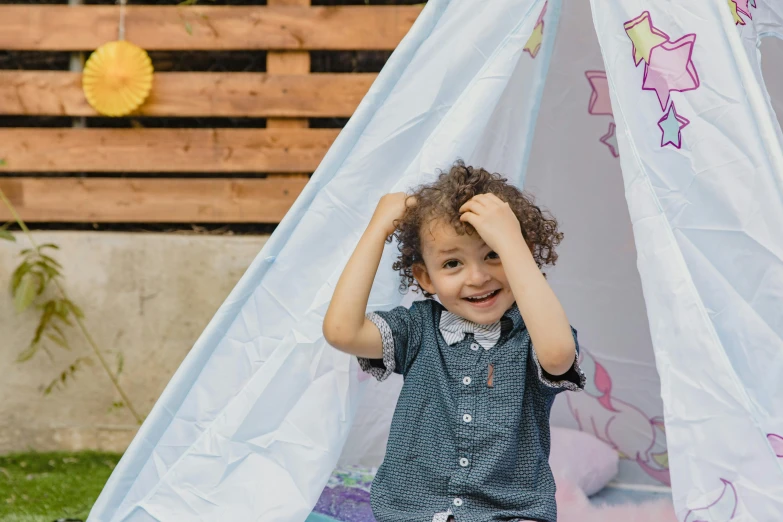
643;33;700;111
600;122;620;157
586;71;613;116
734;0;752;18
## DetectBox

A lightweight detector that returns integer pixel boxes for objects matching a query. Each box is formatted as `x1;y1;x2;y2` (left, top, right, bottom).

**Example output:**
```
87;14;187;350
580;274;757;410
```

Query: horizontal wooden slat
0;178;305;222
0;129;339;172
0;5;421;51
0;72;374;117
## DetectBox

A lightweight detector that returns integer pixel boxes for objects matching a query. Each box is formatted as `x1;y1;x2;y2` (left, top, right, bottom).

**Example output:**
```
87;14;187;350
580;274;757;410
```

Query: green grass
0;451;121;522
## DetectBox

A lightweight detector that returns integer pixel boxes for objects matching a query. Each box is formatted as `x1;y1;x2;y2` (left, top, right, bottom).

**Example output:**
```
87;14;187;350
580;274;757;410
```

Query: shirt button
459;457;470;467
463;413;472;423
470;343;480;351
453;497;463;507
462;376;472;385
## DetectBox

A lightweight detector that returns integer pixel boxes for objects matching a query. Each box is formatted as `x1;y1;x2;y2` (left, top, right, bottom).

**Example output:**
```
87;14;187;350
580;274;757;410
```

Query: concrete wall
0;232;266;454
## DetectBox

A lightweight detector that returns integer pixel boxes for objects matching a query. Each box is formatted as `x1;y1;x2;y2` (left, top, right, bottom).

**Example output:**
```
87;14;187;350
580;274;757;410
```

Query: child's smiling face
412;219;515;325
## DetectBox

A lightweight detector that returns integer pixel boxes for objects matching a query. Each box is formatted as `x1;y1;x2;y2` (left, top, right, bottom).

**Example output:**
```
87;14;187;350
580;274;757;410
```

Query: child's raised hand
459;193;526;255
371;192;415;237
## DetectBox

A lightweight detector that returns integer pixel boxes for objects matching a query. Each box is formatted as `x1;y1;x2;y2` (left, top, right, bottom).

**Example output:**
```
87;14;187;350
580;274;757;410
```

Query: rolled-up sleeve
528;326;586;393
357;300;430;381
357;312;397;381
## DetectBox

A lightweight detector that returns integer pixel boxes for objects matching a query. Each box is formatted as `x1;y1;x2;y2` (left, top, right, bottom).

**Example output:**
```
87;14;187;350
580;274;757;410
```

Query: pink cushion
549;426;619;496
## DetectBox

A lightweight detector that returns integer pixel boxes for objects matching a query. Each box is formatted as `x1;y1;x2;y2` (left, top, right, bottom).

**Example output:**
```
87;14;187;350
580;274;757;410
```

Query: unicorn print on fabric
565;348;670;485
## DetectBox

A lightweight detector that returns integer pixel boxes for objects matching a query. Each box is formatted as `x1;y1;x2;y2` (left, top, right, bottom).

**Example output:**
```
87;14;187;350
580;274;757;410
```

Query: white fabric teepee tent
88;0;783;520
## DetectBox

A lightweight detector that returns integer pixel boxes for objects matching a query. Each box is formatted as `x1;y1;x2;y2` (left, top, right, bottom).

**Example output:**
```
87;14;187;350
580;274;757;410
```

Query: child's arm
460;194;576;376
323;193;411;359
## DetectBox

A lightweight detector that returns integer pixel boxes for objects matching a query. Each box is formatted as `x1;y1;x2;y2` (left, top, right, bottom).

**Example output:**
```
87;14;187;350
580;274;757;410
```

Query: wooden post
68;0;86;129
267;0;311;179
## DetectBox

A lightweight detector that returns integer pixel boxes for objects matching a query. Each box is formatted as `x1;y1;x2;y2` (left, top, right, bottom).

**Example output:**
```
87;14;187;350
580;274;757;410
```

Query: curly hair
390;160;563;296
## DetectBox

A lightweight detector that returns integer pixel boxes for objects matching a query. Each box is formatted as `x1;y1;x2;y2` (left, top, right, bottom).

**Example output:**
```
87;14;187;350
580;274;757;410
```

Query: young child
323;161;585;522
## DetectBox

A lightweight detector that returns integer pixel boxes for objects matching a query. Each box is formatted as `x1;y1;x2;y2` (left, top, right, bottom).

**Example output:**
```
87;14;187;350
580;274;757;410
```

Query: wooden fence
0;2;423;223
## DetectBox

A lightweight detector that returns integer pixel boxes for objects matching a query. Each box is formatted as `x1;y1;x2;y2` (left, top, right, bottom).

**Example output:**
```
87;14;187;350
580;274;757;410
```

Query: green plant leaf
39;254;63;269
53;300;71;323
0;158;5;166
50;324;71;348
63;299;84;319
14;273;38;312
42;380;57;395
107;400;125;413
184;21;193;34
33;270;47;296
0;230;14;242
16;342;39;362
30;302;54;346
40;356;91;394
38;243;60;251
54;309;74;327
41;344;55;362
116;352;124;377
46;332;69;350
10;261;31;294
34;261;61;279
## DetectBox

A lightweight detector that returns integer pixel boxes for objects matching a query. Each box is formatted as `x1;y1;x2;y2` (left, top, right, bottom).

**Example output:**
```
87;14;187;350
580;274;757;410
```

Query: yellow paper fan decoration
82;40;153;117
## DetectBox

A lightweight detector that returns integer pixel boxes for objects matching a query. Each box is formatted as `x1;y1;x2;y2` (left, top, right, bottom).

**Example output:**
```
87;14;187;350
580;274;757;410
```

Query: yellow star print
624;12;668;66
524;22;545;58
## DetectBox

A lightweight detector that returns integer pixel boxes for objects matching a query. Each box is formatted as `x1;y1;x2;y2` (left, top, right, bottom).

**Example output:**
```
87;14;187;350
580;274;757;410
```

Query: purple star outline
586;70;613;116
600;122;620;157
658;102;690;149
642;33;700;111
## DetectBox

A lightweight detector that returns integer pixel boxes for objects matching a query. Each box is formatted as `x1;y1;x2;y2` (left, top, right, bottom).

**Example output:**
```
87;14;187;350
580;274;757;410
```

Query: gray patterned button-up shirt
358;299;585;522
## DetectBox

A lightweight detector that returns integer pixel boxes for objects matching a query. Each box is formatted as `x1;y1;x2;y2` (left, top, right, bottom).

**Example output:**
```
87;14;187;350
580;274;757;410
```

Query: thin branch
0;187;144;424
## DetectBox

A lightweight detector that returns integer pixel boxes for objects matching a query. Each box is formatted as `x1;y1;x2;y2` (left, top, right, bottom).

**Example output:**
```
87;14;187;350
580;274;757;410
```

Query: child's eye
486;251;500;260
443;260;460;269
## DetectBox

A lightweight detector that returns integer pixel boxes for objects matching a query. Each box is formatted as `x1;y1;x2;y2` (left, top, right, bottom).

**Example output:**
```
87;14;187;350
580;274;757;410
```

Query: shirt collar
435;302;525;349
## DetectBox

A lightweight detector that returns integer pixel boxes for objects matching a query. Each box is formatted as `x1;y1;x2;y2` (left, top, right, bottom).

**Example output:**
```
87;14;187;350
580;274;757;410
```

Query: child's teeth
468;291;494;301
